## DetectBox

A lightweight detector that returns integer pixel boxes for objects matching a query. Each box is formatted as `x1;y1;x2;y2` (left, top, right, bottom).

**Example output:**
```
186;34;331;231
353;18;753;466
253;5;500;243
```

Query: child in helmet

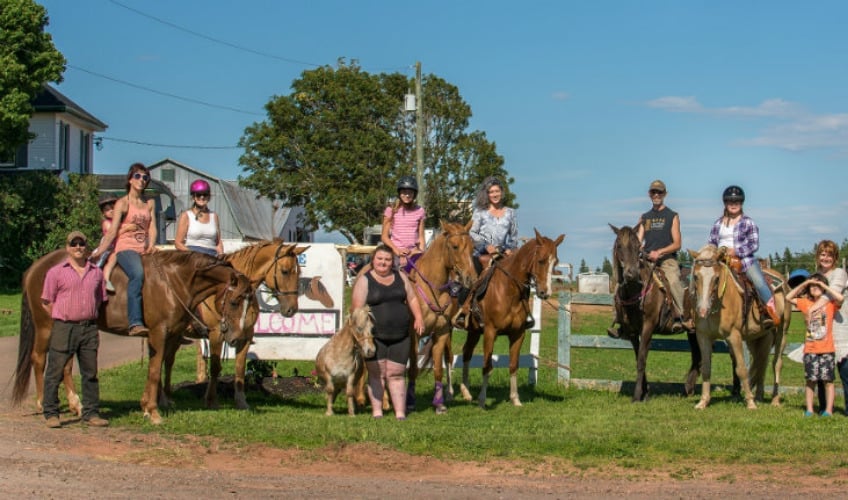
358;175;426;278
381;175;426;272
708;185;781;325
175;179;223;258
97;196;119;292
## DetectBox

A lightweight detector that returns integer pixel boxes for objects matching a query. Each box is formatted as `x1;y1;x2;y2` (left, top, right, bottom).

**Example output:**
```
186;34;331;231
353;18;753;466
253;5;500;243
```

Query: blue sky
40;0;848;270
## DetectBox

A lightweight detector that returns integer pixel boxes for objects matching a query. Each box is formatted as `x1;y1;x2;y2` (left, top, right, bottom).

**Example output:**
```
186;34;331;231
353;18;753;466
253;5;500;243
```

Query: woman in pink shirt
381;175;426;272
91;163;158;336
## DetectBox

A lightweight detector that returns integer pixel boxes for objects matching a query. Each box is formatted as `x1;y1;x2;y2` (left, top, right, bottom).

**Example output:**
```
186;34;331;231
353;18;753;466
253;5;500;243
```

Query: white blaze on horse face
695;264;717;319
239;296;250;332
543;256;555;296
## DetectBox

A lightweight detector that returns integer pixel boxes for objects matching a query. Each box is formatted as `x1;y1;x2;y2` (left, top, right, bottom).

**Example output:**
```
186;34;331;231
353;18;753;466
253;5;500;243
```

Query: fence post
558;291;571;385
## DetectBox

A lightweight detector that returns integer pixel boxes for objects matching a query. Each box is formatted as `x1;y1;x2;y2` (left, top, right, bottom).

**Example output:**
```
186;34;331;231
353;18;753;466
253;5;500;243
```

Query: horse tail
12;289;35;406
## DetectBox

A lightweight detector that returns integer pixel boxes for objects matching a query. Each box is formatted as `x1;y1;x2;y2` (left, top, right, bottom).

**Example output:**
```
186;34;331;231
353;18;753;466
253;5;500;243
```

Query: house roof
147;158;292;240
32;84;108;131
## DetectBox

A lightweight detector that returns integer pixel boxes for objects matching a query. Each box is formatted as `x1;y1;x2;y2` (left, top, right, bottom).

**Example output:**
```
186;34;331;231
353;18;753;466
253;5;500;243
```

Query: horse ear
463;219;473;232
534;228;543;243
687;249;699;260
609;223;619;234
553;234;565;246
293;245;309;255
439;219;448;233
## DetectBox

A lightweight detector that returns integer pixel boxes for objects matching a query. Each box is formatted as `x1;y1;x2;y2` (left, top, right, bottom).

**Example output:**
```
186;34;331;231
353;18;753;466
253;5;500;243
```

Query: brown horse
13;250;256;424
689;244;790;409
459;229;564;407
406;220;477;414
187;241;306;410
609;224;701;402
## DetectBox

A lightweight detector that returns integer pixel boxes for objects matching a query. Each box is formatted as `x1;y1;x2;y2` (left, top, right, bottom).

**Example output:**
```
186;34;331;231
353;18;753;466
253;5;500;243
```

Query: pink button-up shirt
41;259;107;322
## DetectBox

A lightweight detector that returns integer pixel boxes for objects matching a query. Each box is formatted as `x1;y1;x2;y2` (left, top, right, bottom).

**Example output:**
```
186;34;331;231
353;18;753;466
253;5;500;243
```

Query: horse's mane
225;239;286;269
695;244;719;259
152;250;228;270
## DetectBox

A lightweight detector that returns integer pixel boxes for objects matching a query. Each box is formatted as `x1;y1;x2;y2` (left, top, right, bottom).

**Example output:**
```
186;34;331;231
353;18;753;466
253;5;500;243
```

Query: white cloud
551;91;570;101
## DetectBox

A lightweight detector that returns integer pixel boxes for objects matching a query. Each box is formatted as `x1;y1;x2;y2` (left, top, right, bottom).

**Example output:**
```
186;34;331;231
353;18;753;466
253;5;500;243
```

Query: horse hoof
694;402;707;410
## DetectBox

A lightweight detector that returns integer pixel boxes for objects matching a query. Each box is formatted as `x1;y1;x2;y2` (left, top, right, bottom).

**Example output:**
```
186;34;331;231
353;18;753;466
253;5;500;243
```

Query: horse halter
268;242;300;300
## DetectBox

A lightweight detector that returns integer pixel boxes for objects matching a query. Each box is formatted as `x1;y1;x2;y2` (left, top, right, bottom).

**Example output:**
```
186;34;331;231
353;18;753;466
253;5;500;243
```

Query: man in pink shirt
41;231;109;428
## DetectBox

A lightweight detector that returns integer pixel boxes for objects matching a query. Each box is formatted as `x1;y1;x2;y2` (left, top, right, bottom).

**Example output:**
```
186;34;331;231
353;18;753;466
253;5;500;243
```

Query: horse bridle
411;230;471;314
690;256;727;316
266;242;300;301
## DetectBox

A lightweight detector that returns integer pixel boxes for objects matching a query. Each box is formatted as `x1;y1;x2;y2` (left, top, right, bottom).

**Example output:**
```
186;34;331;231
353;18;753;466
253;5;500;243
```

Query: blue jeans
116;250;145;327
745;260;773;304
840;357;848;414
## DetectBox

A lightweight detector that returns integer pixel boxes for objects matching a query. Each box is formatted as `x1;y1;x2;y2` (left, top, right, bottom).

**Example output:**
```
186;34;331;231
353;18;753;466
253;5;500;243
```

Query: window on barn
160;168;175;182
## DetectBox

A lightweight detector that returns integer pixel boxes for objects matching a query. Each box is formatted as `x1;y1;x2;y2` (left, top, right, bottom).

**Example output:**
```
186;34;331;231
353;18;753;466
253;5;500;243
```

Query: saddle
720;254;778;328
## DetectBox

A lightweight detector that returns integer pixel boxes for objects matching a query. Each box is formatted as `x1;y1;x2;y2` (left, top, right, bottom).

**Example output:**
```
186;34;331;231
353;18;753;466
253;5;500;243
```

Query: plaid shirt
708;214;759;271
41;259;107;322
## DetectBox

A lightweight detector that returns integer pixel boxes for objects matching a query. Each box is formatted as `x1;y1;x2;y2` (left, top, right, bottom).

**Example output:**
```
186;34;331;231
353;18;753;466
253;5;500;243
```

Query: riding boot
452;288;474;329
385;361;407;420
764;297;781;327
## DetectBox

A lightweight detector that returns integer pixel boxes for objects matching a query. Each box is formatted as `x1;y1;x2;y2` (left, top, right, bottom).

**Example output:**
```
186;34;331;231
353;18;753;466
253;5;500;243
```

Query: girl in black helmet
708;185;781;325
380;175;426;272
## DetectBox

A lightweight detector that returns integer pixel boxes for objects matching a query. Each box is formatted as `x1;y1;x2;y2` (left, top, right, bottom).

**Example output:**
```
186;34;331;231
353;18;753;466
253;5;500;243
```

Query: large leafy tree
239;60;510;243
0;0;66;158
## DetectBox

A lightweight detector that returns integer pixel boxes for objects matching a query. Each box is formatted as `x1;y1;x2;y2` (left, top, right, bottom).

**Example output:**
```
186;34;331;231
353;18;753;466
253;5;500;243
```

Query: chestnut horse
406;220;477;414
609;224;701;402
459;229;564;408
689;244;790;409
12;250;255;424
185;241;306;410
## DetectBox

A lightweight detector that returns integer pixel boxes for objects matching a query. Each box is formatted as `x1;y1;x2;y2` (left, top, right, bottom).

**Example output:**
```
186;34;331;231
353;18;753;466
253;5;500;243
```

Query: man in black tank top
608;180;687;337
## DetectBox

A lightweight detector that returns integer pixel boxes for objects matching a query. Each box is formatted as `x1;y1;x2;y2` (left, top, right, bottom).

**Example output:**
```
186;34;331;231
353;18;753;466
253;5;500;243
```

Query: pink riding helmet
190;179;211;194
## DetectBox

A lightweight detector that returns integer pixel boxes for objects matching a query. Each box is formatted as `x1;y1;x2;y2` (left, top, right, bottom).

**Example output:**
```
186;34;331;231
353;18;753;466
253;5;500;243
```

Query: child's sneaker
106;280;115;293
803;410;814;417
820;411;832;417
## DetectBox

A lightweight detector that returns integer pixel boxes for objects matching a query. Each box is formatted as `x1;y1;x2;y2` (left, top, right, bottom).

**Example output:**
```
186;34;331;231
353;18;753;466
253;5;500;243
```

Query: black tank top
640;206;678;258
365;270;411;342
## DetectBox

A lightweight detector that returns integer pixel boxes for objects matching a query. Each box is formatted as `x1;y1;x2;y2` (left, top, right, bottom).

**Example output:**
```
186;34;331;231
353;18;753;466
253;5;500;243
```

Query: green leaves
239;60;511;243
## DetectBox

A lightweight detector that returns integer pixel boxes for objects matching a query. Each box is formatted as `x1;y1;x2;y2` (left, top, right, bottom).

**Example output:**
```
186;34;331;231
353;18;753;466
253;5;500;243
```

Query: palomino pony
406;220;477;414
688;244;791;409
315;305;376;416
609;224;701;402
13;250;255;424
184;241;306;410
459;229;564;408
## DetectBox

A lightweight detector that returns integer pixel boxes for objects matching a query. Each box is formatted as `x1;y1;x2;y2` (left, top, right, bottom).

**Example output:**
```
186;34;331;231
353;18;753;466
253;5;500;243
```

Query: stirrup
452;310;469;330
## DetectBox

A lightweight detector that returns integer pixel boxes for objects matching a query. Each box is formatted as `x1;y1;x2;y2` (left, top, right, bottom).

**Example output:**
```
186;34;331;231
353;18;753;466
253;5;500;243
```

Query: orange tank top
115;198;151;253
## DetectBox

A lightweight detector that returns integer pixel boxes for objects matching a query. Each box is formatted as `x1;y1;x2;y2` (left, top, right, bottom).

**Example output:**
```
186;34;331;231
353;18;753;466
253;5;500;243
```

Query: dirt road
0;333;837;498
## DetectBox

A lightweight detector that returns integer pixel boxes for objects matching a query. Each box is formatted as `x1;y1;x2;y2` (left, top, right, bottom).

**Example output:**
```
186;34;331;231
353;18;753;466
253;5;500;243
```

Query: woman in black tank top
351;245;425;420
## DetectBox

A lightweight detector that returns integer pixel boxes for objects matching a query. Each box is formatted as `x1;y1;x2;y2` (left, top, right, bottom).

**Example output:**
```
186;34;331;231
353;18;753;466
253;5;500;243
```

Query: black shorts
804;352;835;382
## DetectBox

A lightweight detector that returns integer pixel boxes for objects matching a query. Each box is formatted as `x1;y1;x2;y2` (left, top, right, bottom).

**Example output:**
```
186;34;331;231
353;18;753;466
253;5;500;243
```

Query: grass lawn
0;292;21;338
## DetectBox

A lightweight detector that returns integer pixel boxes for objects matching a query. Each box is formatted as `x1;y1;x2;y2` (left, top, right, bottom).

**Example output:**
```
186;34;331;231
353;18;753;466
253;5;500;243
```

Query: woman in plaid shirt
708;185;780;325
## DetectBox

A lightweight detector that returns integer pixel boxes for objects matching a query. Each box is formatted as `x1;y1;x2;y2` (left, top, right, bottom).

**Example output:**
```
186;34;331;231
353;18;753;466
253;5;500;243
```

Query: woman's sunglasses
194;193;210;199
132;173;150;182
68;239;87;248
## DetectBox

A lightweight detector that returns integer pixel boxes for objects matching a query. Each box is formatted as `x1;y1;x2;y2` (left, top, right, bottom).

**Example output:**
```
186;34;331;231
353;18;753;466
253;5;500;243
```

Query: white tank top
717;223;735;249
184;211;218;250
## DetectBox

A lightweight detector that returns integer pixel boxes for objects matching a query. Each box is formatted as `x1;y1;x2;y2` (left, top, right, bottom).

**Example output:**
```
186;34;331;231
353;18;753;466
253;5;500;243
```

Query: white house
147;158;312;244
0;84;107;172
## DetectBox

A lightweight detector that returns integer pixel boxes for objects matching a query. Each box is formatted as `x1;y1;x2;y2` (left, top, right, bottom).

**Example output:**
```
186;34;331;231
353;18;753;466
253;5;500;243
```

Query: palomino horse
459;229;564;408
13;250;255;424
609;224;701;402
688;244;791;409
406;220;477;414
315;305;376;416
184;241;306;410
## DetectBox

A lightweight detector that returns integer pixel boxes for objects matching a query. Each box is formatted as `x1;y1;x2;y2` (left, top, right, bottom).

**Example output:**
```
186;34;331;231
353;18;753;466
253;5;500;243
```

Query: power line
68;64;265;116
99;136;239;150
108;0;323;67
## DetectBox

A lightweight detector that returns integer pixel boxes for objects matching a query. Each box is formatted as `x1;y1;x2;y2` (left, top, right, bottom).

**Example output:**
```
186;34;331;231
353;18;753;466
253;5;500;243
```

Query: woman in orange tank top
91;163;158;336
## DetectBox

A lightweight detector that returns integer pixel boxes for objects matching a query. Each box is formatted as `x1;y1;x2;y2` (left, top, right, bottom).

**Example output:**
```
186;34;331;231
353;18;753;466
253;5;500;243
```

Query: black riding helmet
722;185;745;203
397;175;418;193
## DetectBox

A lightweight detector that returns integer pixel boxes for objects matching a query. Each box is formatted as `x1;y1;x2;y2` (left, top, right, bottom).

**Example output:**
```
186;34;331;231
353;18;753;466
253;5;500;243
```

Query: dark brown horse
12;250;256;424
689;244;790;409
187;241;305;410
406;220;477;414
459;229;564;408
609;224;701;402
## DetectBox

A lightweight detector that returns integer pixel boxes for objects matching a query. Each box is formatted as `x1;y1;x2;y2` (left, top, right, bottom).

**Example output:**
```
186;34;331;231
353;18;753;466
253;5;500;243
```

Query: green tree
239;59;510;243
0;172;100;289
601;257;612;276
579;258;589;274
0;0;66;158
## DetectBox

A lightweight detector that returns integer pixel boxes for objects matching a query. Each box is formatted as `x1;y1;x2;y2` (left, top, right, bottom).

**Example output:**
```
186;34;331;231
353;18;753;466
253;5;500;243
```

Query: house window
1;143;27;168
58;122;70;170
80;131;91;173
160;168;175;182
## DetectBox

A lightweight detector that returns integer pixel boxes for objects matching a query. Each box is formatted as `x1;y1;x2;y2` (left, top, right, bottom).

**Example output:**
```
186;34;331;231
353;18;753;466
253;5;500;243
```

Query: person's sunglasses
132;173;150;182
649;189;666;195
68;239;87;248
194;193;210;199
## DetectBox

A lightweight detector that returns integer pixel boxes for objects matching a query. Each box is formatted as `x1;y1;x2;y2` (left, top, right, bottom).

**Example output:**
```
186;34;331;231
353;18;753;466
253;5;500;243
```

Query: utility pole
415;61;425;212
